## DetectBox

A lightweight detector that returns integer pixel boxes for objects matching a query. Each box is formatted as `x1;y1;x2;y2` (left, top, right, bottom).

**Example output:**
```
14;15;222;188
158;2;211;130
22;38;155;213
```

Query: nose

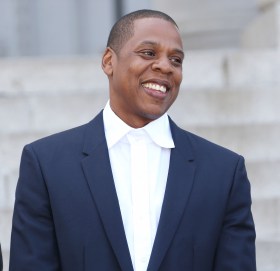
151;57;173;74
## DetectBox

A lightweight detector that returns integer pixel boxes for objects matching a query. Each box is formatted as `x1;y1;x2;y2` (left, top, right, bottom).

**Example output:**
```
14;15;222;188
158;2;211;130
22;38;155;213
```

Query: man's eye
142;50;155;57
170;57;183;65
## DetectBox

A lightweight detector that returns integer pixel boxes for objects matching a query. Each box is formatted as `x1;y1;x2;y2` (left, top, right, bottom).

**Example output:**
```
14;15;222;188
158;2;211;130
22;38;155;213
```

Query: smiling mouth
141;82;167;93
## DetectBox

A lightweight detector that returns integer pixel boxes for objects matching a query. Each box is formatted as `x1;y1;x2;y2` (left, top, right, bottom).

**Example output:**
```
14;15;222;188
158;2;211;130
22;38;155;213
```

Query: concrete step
256;239;280;271
247;196;280;271
253;197;280;239
0;57;108;95
247;160;280;198
171;122;280;162
171;88;280;125
0;209;12;271
0;92;108;135
0;132;48;211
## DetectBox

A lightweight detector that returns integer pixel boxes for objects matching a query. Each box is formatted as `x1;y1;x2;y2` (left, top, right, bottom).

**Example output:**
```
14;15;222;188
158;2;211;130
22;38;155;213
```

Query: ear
102;47;114;76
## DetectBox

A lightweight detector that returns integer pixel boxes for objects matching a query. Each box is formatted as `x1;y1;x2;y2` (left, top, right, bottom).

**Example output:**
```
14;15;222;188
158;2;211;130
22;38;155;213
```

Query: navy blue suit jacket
10;111;256;270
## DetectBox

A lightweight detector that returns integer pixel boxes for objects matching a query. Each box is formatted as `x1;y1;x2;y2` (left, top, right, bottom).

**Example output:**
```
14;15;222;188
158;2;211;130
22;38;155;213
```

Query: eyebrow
139;40;185;58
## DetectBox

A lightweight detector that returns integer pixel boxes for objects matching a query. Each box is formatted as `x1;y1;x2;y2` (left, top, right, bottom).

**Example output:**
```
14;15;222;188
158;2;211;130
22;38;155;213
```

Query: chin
139;103;170;122
143;110;165;121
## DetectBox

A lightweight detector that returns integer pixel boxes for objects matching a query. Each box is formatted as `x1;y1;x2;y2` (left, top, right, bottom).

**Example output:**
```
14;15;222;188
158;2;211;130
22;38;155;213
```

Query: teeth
142;83;167;93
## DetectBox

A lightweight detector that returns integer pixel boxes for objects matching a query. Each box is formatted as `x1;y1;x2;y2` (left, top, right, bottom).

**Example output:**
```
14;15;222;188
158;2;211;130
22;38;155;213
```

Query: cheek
176;70;183;85
127;60;146;75
121;64;139;82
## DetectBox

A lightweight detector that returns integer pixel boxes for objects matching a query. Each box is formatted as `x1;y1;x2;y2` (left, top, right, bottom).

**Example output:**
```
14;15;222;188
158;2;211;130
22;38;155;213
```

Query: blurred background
0;0;280;270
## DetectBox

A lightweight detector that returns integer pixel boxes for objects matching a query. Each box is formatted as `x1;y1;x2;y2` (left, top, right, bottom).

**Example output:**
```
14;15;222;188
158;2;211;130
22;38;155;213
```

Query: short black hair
106;9;178;54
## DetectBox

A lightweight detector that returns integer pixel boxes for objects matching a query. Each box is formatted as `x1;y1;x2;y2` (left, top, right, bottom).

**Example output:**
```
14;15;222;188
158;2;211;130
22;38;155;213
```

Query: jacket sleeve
214;156;256;271
9;145;61;271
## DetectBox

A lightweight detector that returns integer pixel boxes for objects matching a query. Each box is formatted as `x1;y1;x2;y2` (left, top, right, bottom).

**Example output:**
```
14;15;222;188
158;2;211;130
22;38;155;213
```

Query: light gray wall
153;0;259;49
0;0;20;56
122;0;151;14
0;0;261;56
0;0;116;57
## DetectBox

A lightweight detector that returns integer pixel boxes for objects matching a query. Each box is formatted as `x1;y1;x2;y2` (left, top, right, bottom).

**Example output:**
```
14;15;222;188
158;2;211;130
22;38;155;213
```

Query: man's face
102;17;184;128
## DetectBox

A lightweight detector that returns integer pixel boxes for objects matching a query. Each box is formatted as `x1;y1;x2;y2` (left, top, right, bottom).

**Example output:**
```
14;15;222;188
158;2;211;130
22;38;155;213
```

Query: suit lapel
148;119;196;271
81;112;133;271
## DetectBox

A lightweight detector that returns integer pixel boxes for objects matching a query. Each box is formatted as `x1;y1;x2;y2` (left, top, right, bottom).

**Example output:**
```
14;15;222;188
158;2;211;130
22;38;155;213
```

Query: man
10;9;256;271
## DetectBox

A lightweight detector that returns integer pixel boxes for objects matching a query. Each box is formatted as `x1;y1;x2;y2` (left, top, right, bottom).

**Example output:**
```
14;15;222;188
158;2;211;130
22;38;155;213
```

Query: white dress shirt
103;101;174;271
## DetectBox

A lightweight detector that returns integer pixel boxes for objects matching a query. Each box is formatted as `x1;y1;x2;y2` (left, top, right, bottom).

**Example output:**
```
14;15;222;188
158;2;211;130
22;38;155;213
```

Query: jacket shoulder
29;123;88;150
27;111;104;152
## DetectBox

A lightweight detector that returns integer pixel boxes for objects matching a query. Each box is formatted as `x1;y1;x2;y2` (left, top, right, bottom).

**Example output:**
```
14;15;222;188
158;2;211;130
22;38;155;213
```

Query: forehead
127;17;183;49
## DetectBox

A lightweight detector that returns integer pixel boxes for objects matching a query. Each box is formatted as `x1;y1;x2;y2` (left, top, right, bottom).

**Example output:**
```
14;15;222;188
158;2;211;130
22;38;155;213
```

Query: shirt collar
142;112;175;149
103;101;175;149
